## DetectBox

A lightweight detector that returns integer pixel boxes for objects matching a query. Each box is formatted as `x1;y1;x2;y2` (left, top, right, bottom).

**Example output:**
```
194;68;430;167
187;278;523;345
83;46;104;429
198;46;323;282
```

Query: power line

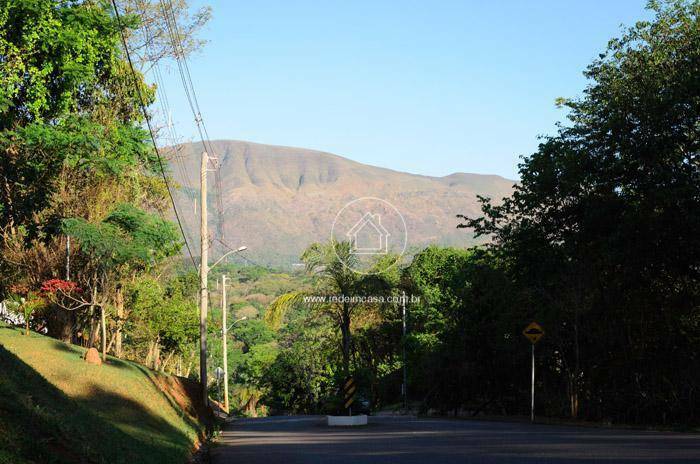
137;0;198;249
163;0;225;246
110;0;197;267
159;0;226;252
216;238;279;272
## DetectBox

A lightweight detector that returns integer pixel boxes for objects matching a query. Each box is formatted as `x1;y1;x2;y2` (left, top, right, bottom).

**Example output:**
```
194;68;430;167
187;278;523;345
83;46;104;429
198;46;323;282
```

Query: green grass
0;324;207;464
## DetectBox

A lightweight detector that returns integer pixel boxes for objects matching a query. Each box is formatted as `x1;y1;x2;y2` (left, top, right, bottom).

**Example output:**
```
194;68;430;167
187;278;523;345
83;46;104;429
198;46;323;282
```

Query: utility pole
401;291;408;412
199;151;209;406
221;274;230;413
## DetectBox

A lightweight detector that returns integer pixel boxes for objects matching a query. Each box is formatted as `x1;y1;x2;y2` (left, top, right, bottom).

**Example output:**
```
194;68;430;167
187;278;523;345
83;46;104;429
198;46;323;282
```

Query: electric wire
110;0;197;267
159;0;226;251
138;0;198;250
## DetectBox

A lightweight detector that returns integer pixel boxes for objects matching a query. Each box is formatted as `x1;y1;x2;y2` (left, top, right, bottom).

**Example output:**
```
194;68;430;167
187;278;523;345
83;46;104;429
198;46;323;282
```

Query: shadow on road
211;415;700;464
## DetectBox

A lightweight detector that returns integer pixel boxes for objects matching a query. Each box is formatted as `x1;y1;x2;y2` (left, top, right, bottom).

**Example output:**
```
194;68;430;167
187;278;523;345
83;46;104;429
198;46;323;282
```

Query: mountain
167;140;515;267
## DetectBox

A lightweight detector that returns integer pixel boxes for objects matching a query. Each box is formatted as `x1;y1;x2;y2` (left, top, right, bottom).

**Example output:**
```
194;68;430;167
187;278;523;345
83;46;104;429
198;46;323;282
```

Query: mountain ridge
209;138;516;183
167;140;515;266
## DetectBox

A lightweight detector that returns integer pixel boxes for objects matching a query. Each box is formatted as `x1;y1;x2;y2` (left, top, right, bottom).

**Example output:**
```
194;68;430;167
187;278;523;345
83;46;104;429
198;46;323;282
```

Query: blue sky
157;0;651;179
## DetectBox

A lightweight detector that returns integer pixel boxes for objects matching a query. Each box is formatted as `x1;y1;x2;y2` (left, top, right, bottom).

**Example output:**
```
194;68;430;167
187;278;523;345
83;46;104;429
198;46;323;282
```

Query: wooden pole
222;274;229;413
100;306;106;362
115;284;123;358
200;151;209;406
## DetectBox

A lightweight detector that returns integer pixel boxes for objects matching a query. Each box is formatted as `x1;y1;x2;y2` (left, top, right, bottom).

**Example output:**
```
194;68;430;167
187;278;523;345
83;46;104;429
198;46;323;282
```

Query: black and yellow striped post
342;377;356;415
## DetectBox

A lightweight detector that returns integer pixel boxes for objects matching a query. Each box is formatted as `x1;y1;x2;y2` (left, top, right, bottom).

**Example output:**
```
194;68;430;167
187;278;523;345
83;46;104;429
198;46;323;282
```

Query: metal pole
402;291;408;411
222;274;229;413
199;151;209;406
531;343;535;422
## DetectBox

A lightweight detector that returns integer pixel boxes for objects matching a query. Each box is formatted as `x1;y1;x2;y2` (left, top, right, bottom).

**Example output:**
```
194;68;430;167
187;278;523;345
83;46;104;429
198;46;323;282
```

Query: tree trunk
106;332;117;354
568;372;580;418
100;304;106;362
570;295;581;419
88;312;98;348
145;340;156;367
340;317;352;376
184;349;194;377
45;307;74;342
114;285;124;358
245;396;259;417
153;340;161;370
161;350;175;373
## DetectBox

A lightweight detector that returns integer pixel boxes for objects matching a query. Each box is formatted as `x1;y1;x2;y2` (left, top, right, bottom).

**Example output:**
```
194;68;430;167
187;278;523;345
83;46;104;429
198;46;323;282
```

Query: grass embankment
0;324;211;464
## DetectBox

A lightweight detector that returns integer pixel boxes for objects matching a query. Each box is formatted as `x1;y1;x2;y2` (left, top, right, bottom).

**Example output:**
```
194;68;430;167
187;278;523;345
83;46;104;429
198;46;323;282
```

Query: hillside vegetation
0;324;209;464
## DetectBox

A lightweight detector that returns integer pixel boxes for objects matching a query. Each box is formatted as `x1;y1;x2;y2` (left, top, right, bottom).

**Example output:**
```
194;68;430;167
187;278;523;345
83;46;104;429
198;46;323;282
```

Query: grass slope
0;324;208;464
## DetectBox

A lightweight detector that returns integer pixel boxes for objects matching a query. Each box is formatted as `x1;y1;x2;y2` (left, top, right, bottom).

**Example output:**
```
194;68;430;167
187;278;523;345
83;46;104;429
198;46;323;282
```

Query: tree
402;246;520;414
263;320;337;414
232;319;276;352
265;240;392;377
57;203;181;359
119;0;211;70
125;274;198;370
461;0;700;424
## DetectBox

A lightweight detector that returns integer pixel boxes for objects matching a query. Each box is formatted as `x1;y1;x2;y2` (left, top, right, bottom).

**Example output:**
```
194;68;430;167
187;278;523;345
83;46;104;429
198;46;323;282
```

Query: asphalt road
210;415;700;463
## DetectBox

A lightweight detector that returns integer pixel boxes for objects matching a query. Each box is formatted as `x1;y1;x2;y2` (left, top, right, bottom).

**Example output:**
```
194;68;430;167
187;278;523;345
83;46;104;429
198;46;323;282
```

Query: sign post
522;322;544;422
343;377;356;416
530;343;535;422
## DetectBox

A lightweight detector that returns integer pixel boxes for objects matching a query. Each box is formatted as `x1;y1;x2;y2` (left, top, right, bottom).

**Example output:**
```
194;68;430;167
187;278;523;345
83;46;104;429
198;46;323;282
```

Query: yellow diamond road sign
523;322;544;344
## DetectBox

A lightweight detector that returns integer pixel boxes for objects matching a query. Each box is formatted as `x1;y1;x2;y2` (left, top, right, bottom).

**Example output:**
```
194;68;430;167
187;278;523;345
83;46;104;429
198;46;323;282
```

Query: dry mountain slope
169;140;515;266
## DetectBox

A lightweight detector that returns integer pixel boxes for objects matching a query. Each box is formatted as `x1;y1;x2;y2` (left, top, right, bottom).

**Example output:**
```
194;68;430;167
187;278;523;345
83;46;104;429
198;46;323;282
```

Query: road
210;415;700;463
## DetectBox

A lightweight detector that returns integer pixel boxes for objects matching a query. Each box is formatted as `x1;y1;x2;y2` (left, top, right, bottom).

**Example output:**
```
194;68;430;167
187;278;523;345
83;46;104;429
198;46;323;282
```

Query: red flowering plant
41;279;82;295
40;279;85;313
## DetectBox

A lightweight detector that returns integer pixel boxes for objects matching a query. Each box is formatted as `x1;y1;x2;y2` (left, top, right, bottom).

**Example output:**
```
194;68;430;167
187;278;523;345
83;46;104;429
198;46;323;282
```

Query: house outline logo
331;196;408;274
346;212;390;254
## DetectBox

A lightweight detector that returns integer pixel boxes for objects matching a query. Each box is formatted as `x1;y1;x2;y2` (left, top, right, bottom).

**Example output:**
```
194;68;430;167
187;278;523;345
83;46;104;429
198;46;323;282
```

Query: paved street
211;415;700;463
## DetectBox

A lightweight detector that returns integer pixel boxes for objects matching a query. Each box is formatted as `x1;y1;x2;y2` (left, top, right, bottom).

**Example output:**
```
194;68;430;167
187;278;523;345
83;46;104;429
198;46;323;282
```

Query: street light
210;245;247;270
225;316;247;334
221;314;247;414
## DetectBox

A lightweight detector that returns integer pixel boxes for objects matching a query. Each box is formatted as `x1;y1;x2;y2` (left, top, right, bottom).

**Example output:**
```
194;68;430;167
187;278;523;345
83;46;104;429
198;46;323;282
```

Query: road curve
211;415;700;464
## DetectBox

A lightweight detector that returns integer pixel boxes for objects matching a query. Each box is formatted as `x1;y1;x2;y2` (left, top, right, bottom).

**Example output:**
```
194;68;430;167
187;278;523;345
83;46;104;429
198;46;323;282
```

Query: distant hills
167;140;515;267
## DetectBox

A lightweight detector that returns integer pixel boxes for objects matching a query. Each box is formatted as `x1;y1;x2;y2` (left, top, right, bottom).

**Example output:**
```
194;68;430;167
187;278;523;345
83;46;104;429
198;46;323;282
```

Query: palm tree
265;240;391;376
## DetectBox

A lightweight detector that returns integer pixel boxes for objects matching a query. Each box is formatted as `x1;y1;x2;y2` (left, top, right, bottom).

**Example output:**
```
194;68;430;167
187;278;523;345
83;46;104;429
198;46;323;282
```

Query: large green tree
0;0;159;234
266;241;393;377
463;0;700;424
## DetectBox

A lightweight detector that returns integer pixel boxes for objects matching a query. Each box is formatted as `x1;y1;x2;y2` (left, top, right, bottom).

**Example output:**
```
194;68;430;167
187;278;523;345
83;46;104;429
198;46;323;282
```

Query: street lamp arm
225;316;247;333
210;246;247;270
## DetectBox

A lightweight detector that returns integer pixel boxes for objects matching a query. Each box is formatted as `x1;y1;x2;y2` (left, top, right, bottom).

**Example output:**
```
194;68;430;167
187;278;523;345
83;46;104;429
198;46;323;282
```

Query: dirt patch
152;374;215;435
